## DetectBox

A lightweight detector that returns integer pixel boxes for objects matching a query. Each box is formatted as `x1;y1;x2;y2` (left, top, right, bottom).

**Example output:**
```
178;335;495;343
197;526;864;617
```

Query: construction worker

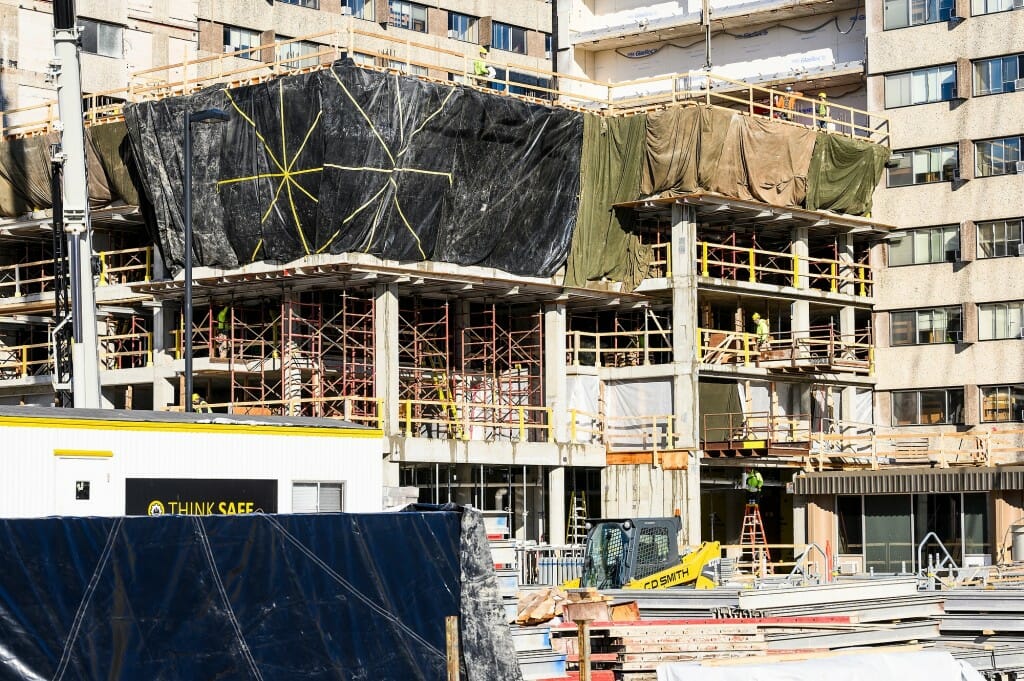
774;86;798;121
743;468;764;502
816;92;829;130
191;392;211;413
473;45;492;87
752;312;770;351
215;306;230;358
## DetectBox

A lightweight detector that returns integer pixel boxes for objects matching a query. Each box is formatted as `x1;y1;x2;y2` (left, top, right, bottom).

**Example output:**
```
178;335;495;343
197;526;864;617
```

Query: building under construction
0;6;1021;577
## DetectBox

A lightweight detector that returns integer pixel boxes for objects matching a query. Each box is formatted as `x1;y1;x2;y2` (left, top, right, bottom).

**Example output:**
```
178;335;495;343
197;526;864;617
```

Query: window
890;306;962;345
492;22;527;54
972;0;1014;15
974;54;1024;95
278;0;318;7
385;60;428;76
545;33;552;56
976;136;1022;177
977;218;1023;257
883;0;954;28
982;385;1024;422
342;0;374;20
78;18;123;58
389;0;427;32
887;145;958;186
884;65;956;107
979;301;1024;340
892;388;964;425
448;12;478;42
292;482;345;512
888;225;960;265
224;26;262;59
276;39;320;69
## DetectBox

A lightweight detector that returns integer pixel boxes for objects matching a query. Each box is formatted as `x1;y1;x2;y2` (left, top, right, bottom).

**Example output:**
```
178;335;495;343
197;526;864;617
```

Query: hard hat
192;393;201;400
752;313;761;320
785;86;792;92
479;45;487;53
818;92;827;98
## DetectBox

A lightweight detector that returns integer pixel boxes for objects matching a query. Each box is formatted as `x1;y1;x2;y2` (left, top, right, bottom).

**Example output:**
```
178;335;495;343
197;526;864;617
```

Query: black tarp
123;60;583;277
0;508;520;681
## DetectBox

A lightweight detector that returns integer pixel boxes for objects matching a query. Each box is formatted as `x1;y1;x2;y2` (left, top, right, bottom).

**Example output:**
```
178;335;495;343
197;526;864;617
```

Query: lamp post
183;108;229;412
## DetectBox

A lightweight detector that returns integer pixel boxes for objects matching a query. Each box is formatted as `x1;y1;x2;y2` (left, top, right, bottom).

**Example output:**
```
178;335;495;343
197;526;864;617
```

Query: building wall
0;418;384;516
867;2;1024;427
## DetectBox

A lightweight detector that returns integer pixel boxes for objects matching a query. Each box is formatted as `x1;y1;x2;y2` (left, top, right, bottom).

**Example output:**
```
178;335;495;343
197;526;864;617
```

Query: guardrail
97;247;152;286
400;399;553;443
566;328;672;367
0;247;152;299
808;428;1024;470
703;411;811;444
698;325;873;374
697;241;873;297
173;395;383;427
0;330;152;379
0;27;890;146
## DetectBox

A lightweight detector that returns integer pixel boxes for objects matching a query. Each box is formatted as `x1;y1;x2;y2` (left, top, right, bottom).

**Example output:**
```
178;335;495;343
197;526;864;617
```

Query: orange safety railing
98;332;153;370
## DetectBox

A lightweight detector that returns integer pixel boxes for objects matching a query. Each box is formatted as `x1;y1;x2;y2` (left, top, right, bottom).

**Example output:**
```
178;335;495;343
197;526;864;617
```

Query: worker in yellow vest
752;312;770;351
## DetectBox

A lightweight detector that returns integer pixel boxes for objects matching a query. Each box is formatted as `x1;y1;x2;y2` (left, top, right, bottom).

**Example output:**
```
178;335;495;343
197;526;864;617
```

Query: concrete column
671;202;701;544
544;303;569;442
152;375;177;411
548;466;566;545
281;293;303;416
374;284;400;436
791;225;810;339
838;232;856;344
792;494;807;545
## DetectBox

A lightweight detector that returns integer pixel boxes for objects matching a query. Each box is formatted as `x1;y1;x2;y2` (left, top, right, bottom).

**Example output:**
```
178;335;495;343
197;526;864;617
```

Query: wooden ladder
567;492;588;545
739;503;773;575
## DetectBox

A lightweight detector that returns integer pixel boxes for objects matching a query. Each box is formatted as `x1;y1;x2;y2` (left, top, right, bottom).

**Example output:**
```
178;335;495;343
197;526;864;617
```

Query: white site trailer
0;406;384;517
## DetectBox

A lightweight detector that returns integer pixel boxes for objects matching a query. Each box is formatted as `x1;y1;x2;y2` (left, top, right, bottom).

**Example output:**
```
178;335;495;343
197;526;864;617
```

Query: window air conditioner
341;5;353;14
447;29;458;38
1015;0;1024;10
545;50;552;59
1018;327;1024;338
951;167;962;182
1018;242;1024;256
1015;78;1024;91
1017;161;1024;174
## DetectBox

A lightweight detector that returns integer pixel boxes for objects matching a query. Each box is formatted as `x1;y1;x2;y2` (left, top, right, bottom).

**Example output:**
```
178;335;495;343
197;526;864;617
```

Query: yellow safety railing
0;28;890;146
703;411;812;444
97;247;152;286
568;408;605;445
566;329;673;367
400;398;553;443
0;341;53;379
648;241;671;278
697;328;757;366
696;241;874;296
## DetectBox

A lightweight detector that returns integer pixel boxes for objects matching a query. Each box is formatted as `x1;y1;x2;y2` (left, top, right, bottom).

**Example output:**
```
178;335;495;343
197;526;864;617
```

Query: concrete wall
602;464;695;541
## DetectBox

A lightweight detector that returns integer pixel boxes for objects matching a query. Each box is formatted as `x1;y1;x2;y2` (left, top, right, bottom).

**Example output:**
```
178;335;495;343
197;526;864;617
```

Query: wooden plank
605;452;653;465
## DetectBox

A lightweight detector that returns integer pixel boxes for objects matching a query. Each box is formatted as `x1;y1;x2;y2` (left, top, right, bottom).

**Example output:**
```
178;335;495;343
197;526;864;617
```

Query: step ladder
567;492;588;546
739;503;773;575
428;354;464;441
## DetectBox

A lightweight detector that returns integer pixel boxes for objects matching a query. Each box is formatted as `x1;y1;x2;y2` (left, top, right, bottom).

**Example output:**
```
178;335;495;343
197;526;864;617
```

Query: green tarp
565;113;651;290
806;133;890;217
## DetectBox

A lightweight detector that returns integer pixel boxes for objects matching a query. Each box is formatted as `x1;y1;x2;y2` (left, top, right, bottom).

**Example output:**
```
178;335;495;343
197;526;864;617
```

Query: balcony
698;325;874;376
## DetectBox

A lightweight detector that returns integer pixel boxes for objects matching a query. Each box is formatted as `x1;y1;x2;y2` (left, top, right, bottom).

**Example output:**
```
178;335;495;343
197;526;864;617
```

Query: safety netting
0;506;521;681
123;60;583;278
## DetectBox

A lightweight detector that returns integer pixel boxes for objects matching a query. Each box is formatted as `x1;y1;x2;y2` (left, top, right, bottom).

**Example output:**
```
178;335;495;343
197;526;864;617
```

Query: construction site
0;0;1022;678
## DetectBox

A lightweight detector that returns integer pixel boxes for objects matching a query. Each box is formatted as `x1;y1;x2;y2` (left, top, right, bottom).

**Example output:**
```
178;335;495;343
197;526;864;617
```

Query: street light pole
183;108;229;412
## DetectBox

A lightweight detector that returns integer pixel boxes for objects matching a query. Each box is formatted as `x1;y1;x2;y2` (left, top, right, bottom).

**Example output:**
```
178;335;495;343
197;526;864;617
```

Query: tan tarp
642;105;816;208
565;113;651;291
0;121;137;218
